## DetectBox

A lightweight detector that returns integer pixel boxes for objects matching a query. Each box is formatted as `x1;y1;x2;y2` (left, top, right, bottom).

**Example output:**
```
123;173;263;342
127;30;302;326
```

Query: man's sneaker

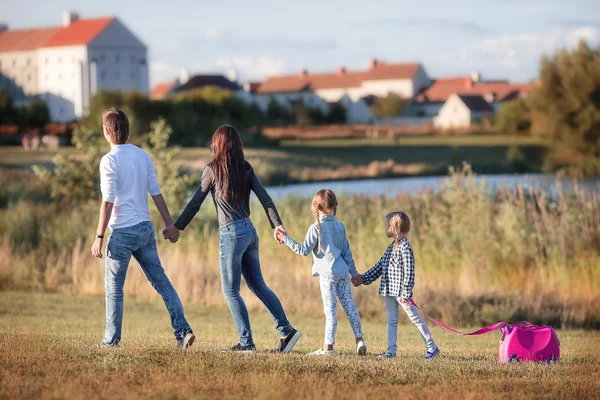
278;328;302;353
377;352;395;359
177;331;196;349
310;348;334;356
425;347;440;360
221;343;257;353
356;340;367;356
96;342;119;349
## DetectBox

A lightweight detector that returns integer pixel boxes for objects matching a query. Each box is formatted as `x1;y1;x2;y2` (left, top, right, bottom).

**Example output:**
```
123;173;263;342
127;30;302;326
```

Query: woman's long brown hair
209;125;247;202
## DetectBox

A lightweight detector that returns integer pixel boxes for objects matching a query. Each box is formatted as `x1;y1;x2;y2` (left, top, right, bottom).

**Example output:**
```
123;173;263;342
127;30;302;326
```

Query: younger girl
353;211;440;359
275;189;367;356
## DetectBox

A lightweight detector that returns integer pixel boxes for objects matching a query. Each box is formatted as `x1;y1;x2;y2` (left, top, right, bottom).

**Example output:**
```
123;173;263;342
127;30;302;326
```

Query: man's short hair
102;108;130;144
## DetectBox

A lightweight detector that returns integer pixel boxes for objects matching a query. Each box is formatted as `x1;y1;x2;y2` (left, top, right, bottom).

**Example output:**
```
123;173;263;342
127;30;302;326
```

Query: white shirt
100;144;161;229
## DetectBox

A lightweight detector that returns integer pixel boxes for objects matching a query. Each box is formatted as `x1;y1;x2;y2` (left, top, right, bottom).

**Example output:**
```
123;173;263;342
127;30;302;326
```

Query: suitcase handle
517;321;537;329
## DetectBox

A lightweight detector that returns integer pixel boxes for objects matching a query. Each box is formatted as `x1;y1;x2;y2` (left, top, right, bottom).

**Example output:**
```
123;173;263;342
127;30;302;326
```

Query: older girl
276;189;366;356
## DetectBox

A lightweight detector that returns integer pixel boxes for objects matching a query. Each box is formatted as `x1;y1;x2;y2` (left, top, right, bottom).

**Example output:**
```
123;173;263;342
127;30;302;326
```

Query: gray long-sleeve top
174;161;282;230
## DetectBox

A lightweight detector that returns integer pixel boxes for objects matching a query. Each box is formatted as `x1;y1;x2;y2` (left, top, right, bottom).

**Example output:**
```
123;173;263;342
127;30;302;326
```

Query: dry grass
1;292;599;400
1;165;599;328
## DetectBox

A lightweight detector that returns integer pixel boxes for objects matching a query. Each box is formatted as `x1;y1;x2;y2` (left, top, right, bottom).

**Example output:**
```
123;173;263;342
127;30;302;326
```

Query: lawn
1;292;598;399
0;134;548;183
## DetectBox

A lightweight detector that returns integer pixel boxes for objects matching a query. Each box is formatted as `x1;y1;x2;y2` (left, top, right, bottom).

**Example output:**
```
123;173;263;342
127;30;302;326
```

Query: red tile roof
257;61;421;94
44;17;114;48
0;27;59;52
151;81;177;98
416;77;531;103
246;82;262;93
0;17;114;52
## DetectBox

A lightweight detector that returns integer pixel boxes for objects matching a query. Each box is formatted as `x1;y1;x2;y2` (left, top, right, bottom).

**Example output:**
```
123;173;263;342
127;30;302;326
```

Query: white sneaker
356;340;367;356
378;352;395;359
310;348;334;356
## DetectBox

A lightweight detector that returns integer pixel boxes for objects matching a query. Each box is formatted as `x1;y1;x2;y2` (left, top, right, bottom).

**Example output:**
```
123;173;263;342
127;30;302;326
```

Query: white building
0;12;148;122
433;94;494;129
252;59;431;124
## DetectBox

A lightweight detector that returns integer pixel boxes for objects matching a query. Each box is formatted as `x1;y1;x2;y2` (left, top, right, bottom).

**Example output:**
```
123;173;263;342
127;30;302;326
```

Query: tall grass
1;166;599;328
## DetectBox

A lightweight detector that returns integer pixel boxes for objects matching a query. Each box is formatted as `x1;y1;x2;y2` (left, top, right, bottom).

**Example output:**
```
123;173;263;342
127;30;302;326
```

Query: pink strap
409;299;507;336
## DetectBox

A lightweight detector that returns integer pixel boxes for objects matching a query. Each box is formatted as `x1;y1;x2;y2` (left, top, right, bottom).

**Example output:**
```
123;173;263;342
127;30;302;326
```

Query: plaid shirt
362;237;415;299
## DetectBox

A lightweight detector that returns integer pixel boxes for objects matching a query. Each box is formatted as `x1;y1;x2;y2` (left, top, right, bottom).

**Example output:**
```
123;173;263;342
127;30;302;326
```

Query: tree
142;118;191;209
265;98;293;126
33;126;105;203
495;99;531;135
529;40;600;156
292;101;313;126
0;88;15;124
371;93;407;119
25;97;50;128
326;102;347;124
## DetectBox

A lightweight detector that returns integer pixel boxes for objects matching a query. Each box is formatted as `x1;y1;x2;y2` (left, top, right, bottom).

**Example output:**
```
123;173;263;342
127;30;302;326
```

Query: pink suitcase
498;322;560;363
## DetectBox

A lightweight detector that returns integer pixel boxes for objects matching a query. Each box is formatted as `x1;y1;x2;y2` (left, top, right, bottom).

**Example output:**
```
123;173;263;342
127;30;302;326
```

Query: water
267;174;600;199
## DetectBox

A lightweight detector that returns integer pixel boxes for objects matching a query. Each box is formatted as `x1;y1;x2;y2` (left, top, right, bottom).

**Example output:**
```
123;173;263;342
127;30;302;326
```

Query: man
91;108;194;349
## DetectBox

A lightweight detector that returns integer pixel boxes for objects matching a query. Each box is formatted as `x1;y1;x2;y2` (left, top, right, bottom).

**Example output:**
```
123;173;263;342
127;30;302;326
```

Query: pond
267;174;600;199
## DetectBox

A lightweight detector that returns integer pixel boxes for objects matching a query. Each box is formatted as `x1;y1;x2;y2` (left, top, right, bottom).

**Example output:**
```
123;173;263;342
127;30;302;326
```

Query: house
411;72;531;117
0;11;148;122
252;59;431;123
433;94;494;129
151;70;241;100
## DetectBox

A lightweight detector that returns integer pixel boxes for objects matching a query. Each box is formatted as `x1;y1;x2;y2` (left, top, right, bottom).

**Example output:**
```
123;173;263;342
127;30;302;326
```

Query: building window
115;71;120;80
27;74;31;82
45;57;48;65
12;59;16;67
115;54;120;63
26;58;31;66
130;70;136;79
100;71;106;81
58;73;62;80
130;54;135;63
72;72;76;79
99;54;105;63
58;57;62;64
59;107;64;116
45;74;49;81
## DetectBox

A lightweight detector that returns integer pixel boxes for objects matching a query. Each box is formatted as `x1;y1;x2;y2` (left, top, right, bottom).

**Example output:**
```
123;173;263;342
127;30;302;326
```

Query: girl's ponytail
316;210;323;254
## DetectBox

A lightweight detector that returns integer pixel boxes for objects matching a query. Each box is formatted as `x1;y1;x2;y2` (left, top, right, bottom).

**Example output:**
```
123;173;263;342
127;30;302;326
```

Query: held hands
162;224;181;243
351;274;364;287
274;225;287;244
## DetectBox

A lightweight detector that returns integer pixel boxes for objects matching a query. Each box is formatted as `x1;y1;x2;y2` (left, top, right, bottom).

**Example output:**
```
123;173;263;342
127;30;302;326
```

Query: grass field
0;134;548;184
0;292;598;399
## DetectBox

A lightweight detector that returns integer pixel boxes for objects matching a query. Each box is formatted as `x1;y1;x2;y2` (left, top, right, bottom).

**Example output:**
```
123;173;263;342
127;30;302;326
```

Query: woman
164;125;302;353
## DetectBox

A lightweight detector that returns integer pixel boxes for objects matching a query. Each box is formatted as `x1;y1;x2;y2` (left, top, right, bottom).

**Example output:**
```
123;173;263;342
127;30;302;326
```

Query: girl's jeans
219;218;293;346
385;296;437;355
320;275;363;345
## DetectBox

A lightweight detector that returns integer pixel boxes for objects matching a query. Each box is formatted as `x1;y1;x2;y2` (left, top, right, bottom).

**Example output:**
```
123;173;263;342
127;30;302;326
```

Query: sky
2;0;600;87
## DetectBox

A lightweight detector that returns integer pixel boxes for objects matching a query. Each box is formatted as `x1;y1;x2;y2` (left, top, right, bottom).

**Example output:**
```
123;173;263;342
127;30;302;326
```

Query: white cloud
149;60;182;86
204;29;219;39
464;25;599;70
214;56;286;80
149;56;287;87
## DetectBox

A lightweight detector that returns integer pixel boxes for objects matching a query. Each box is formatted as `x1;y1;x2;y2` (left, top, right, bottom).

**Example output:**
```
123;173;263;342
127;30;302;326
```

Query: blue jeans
219;218;293;346
102;221;191;345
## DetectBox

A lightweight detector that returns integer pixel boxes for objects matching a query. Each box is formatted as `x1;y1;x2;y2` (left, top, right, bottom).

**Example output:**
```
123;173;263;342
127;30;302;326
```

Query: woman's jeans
103;221;191;345
385;296;437;355
219;218;293;346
